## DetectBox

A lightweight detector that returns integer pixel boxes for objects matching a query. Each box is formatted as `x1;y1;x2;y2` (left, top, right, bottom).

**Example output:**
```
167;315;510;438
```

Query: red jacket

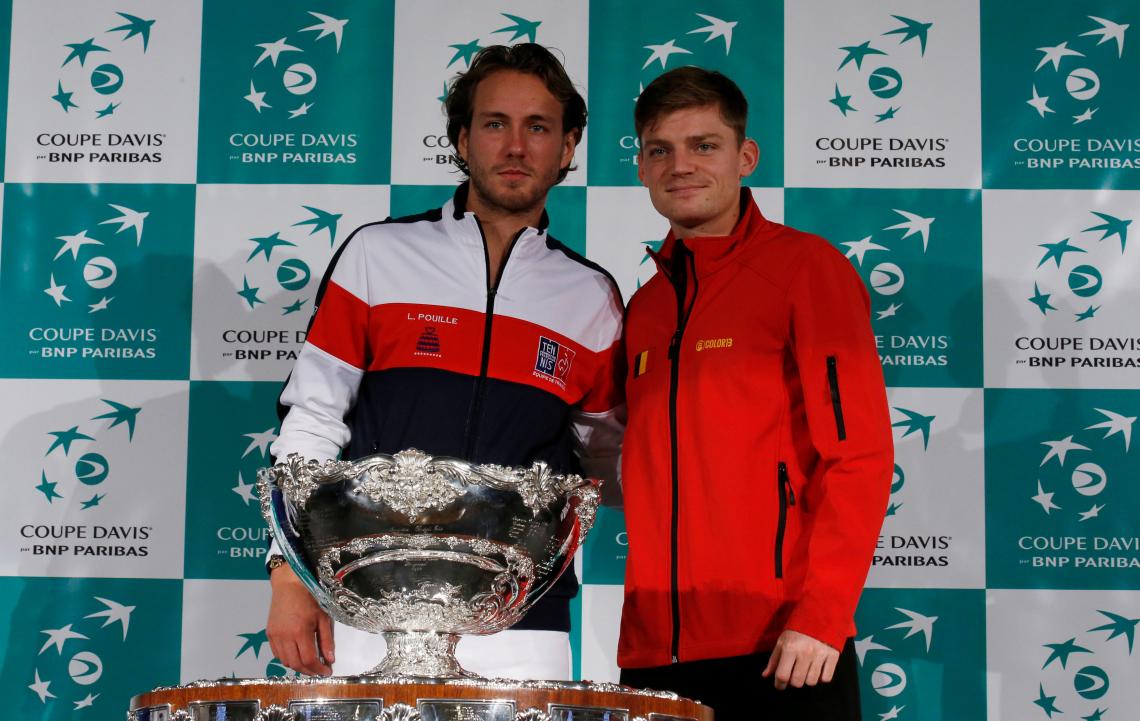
618;189;893;668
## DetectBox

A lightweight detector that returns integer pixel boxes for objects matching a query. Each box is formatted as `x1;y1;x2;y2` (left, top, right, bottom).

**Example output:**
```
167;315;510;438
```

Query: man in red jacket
617;67;894;719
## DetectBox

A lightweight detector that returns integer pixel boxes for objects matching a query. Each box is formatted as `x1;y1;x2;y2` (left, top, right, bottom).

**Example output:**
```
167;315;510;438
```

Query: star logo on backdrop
41;203;150;315
1023;15;1129;125
643;12;735;68
235;629;269;659
244;10;350;119
1025;211;1131;322
892;407;936;449
856;604;943;718
234;205;341;315
231;628;296;678
231;473;258;506
1030;607;1139;720
26;595;139;713
232;426;277;507
436;13;547;104
52;11;156;118
837;208;937;323
629;12;737;103
637;239;665;290
830;15;933;123
1027;406;1135;522
35;399;142;508
885;406;936;518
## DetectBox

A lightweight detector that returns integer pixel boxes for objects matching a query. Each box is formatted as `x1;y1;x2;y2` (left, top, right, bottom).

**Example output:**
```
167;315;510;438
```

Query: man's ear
560;128;579;172
457;127;469;165
636;142;648;186
739;137;759;178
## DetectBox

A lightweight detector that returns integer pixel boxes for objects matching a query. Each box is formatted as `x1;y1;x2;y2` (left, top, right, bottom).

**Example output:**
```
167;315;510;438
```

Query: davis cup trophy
129;450;712;721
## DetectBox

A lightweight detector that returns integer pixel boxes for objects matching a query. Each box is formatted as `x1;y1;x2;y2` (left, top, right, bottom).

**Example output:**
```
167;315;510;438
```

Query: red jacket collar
648;187;771;279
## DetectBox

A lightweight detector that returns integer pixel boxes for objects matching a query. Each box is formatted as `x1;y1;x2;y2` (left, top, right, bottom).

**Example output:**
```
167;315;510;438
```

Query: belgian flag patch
633;349;649;378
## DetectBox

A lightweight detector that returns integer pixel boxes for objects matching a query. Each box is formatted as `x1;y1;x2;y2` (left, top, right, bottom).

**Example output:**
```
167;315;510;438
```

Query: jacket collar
648;187;771;279
440;181;551;256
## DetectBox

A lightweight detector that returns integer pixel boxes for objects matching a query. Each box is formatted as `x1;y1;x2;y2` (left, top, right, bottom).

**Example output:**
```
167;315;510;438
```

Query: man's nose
505;125;527;156
670;149;695;174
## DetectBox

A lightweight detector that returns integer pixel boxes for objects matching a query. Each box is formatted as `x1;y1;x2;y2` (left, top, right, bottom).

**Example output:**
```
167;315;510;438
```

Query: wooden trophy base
130;676;714;721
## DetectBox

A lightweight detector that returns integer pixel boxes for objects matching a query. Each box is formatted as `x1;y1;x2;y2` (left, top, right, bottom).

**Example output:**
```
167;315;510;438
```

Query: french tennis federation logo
1026;210;1131;324
534;337;574;388
830;15;933;125
1029;607;1139;720
36;398;140;511
51;11;155;120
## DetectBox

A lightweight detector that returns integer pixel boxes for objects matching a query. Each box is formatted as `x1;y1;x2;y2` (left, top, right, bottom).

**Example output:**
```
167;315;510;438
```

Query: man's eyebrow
685;132;726;143
642;132;726;146
474;110;557;122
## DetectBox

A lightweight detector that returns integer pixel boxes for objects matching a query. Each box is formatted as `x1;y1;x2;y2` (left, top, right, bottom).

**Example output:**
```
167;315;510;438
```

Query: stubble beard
468;162;560;216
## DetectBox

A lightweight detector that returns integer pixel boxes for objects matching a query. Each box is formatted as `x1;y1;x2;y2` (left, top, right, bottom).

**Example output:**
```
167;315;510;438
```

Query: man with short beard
264;44;625;680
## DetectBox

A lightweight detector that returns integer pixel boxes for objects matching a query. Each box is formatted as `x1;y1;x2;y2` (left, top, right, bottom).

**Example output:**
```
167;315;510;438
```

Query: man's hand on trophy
267;564;336;676
760;629;840;691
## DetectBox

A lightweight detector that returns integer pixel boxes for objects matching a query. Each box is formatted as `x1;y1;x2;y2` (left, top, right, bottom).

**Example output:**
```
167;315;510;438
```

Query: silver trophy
257;449;600;679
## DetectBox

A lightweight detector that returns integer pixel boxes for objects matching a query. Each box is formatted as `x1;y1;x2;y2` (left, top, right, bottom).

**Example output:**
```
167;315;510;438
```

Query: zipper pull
779;462;796;506
671;654;679;664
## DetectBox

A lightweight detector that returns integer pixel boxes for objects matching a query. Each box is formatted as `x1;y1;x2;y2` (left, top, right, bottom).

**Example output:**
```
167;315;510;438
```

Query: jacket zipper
775;461;795;579
667;245;696;663
462;222;525;459
826;355;847;441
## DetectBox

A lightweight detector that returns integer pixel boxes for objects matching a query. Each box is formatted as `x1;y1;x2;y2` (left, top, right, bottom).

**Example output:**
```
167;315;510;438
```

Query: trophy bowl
257;449;600;679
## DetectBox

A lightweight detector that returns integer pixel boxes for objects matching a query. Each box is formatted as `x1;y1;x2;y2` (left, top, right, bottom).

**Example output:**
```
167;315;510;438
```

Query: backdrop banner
1;2;1138;720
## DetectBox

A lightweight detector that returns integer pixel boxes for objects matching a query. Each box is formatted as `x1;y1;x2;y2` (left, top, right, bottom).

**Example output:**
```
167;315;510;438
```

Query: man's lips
498;168;531;179
666;184;706;194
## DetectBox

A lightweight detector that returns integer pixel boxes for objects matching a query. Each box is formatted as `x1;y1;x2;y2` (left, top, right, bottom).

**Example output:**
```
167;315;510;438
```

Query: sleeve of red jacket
783;238;894;651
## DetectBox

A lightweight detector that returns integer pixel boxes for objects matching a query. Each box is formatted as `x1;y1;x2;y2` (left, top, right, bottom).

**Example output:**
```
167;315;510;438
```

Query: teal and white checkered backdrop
1;1;1138;719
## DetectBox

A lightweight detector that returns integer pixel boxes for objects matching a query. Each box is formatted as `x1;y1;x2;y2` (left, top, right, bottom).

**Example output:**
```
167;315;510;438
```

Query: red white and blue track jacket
272;183;626;630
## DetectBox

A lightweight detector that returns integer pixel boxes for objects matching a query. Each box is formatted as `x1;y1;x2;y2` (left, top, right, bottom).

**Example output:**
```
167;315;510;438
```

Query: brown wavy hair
445;43;587;183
